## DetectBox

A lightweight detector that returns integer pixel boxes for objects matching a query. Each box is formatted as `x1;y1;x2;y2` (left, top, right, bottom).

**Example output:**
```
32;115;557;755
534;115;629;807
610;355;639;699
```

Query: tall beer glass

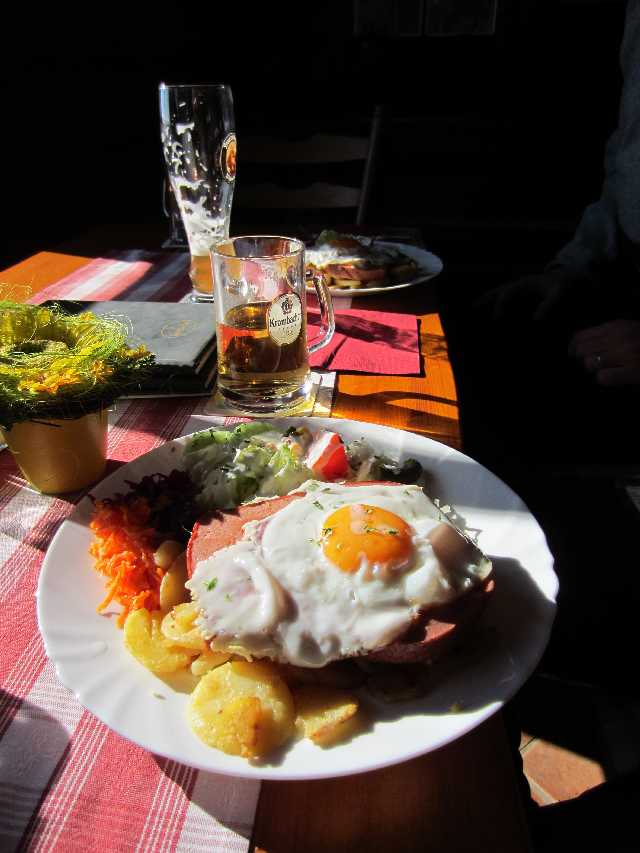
159;83;236;301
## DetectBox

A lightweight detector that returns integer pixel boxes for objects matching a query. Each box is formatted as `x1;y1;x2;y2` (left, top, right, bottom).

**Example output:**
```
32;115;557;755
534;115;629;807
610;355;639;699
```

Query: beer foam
162;124;232;256
171;179;228;255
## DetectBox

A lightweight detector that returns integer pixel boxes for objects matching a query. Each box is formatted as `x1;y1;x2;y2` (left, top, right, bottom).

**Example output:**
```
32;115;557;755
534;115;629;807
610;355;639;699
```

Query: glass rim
158;81;231;91
210;235;305;261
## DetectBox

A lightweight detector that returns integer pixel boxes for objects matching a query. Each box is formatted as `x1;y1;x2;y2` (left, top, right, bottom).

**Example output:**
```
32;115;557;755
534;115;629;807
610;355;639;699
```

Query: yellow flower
123;345;150;361
18;367;82;396
90;361;114;383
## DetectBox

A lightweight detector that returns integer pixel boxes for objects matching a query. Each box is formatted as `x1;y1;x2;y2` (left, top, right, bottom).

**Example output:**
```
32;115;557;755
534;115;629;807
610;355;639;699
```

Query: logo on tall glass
220;133;237;181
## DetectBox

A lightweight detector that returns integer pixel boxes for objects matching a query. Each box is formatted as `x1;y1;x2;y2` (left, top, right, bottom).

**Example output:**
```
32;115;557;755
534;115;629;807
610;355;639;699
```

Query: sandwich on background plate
305;231;418;290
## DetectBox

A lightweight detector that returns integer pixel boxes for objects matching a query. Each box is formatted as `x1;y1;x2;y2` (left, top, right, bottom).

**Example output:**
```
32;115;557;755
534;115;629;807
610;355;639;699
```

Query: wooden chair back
233;106;384;226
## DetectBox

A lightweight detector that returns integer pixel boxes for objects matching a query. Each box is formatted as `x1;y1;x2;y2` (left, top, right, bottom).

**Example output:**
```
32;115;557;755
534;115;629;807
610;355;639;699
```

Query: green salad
183;422;423;511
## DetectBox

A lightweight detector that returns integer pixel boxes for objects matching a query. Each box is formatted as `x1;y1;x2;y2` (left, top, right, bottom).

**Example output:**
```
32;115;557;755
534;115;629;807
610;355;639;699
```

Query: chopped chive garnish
225;593;232;602
206;578;218;591
387;528;399;536
313;500;324;510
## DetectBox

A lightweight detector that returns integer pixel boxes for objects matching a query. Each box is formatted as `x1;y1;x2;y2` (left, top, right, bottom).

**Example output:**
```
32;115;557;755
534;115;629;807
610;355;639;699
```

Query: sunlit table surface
1;246;459;449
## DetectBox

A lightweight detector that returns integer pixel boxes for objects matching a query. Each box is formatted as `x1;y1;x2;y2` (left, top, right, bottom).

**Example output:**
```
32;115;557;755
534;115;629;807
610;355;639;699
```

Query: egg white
187;482;488;667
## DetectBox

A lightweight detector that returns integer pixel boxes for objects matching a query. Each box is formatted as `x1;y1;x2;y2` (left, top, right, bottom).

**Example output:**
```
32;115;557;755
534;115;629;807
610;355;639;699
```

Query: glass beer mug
211;236;335;411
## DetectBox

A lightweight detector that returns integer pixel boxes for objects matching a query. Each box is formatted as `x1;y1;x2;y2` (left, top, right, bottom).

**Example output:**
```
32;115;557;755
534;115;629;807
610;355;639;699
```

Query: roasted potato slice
160;602;207;652
159;552;189;612
191;649;231;677
214;696;265;757
187;660;295;759
293;685;361;747
153;539;184;570
124;608;195;673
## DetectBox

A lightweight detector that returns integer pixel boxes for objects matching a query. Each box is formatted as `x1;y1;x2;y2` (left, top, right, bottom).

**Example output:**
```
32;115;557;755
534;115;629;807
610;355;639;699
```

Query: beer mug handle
306;271;335;354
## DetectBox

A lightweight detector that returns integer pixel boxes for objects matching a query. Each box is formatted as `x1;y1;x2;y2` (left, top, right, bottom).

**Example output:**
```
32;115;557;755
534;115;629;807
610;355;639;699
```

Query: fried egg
186;482;491;668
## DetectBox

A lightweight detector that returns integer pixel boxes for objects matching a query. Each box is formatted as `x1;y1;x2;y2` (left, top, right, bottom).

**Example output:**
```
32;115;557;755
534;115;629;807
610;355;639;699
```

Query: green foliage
0;301;155;430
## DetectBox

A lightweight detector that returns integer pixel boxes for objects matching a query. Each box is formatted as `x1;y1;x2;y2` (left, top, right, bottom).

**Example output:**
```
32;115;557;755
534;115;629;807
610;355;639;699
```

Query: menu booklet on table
45;300;218;396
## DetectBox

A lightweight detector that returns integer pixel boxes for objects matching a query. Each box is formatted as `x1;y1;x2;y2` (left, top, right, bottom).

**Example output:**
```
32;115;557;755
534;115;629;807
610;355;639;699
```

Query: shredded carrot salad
89;496;164;627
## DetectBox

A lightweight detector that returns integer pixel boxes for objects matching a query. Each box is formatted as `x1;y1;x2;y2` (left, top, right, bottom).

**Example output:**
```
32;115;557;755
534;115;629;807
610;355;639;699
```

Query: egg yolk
322;503;414;574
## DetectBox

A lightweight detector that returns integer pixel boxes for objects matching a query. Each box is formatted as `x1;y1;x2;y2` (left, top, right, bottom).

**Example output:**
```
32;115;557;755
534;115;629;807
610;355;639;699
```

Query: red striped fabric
28;251;191;305
1;252;260;853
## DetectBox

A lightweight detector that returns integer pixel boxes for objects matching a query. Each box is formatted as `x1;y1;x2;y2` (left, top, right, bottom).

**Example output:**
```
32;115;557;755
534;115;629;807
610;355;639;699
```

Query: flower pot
1;410;108;494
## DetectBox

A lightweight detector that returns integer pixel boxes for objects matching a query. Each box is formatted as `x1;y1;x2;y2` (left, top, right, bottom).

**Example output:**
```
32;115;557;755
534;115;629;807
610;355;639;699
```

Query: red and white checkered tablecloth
0;252;264;853
28;250;193;305
0;246;423;850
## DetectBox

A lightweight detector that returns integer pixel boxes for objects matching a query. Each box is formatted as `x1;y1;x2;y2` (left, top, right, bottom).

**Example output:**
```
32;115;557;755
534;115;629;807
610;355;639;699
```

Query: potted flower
0;301;154;493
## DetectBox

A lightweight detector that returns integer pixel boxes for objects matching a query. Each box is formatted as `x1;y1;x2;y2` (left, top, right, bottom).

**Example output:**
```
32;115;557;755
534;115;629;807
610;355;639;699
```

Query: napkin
307;306;421;374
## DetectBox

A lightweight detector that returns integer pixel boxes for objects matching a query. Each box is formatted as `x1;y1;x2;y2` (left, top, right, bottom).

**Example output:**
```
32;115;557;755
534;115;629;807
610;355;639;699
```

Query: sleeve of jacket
547;1;640;282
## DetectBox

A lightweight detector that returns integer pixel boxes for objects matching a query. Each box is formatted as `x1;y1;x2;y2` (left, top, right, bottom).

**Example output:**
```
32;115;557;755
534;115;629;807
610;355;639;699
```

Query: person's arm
548;1;640;282
478;3;639;331
547;151;621;283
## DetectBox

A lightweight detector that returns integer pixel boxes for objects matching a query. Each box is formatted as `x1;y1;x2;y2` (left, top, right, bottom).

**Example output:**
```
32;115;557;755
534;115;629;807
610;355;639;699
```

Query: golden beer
212;236;334;412
190;254;214;297
217;302;309;402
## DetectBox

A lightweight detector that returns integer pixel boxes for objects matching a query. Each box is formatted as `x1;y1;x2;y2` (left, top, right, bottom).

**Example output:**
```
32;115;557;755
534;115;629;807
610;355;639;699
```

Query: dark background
0;0;627;284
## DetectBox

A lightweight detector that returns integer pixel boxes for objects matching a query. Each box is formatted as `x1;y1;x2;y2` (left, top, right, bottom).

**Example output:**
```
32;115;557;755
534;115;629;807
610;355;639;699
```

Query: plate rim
37;417;557;781
305;242;444;297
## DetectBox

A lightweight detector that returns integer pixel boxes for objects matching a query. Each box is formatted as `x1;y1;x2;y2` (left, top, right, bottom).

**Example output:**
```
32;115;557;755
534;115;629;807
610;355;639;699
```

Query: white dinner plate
37;417;557;781
305;242;444;297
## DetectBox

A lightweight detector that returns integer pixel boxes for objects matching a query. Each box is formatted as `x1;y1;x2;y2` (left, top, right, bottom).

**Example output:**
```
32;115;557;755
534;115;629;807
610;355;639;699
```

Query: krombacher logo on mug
267;293;303;345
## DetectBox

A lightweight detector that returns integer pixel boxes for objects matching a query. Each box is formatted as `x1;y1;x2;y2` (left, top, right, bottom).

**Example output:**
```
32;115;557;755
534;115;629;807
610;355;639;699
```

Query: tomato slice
320;444;350;480
305;432;350;480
